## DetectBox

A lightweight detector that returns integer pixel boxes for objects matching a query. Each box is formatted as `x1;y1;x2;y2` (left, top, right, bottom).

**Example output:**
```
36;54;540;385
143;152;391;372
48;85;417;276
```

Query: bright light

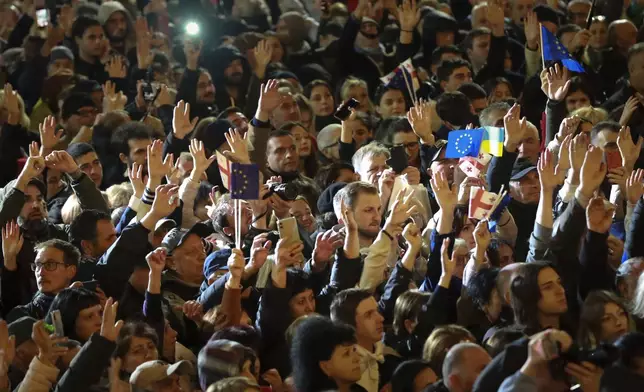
185;22;200;36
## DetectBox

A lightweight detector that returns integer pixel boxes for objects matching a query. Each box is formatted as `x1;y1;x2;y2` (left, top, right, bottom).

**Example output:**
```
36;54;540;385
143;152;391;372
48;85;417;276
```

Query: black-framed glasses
31;261;68;272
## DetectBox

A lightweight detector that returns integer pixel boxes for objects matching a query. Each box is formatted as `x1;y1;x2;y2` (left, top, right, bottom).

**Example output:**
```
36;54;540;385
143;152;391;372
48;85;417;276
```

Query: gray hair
352;141;390;175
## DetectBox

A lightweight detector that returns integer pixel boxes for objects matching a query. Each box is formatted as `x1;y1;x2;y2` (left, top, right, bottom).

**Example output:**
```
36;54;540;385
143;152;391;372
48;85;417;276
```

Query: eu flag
541;25;585;73
230;163;260;200
445;129;484;158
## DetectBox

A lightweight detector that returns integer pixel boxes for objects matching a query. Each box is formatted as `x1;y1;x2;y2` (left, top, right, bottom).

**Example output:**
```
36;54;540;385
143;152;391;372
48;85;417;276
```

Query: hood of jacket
421;9;458;57
97;1;129;25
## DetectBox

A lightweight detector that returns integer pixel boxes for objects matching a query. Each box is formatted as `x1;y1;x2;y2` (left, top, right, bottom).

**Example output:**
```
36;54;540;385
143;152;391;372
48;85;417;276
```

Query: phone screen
605;150;622;171
36;9;49;28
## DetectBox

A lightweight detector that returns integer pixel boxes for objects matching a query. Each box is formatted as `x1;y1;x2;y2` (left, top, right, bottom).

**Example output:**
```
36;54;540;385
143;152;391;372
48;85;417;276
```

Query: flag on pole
469;186;499;220
230;163;260;200
480;127;505;156
541;25;585;73
445;129;484;158
380;59;420;92
216;151;231;190
459;154;491;178
487;192;512;232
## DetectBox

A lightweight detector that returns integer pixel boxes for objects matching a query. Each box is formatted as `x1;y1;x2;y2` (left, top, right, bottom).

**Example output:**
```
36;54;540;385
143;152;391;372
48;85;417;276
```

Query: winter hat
317;182;347;214
49;46;74;63
198;339;256;391
194;119;233;153
97;1;129;25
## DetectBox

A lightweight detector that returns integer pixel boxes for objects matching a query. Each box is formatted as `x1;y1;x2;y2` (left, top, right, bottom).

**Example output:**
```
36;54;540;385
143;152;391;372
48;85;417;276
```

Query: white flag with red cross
469;186;498;220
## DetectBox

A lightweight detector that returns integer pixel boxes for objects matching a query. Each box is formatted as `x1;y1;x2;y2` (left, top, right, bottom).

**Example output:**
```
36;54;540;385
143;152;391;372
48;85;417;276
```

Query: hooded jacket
203;45;251;112
97;1;136;56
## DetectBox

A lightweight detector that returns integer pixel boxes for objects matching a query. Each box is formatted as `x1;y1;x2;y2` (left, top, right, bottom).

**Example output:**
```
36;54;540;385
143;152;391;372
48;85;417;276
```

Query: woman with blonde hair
422;325;475;374
339;77;374;113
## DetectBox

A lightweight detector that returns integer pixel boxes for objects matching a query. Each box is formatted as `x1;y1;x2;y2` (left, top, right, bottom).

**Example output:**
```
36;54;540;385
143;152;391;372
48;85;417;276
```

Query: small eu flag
445;129;484;159
230;163;260;200
541;25;585;73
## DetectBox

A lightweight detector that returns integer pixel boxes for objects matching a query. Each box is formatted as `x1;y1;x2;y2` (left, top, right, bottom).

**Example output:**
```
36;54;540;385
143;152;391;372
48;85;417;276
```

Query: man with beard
98;1;134;57
0;150;109;306
207;45;250;111
71;16;110;83
176;40;217;120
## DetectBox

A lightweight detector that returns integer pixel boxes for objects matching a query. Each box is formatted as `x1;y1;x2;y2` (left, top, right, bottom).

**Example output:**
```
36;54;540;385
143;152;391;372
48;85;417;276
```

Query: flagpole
401;68;417;107
539;23;545;70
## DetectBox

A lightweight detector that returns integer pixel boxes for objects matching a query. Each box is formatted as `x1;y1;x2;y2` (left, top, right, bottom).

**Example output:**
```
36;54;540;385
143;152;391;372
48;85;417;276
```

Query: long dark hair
578;290;630;348
510;261;555;333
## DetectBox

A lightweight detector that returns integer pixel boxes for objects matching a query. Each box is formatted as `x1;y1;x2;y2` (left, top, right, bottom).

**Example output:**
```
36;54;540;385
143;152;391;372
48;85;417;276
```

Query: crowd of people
2;0;644;391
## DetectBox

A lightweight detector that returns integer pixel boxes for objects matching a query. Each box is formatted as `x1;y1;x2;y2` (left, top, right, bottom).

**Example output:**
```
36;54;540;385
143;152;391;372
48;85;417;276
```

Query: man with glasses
4;239;80;322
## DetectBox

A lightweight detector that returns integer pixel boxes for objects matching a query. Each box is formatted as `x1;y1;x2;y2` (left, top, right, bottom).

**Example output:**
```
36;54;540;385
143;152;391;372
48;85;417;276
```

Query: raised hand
397;0;420;32
570;29;591;53
402;221;421;250
173;100;199;140
17;144;46;187
227;248;245;287
557;134;573;174
3;83;21;125
146;247;167;275
274;240;305;270
182;300;204;323
558;115;580;141
543;64;571;102
384;189;419;236
503;103;526;152
154;84;172;107
38;116;62;153
440;238;456;279
538;149;564;192
569;133;589;175
579;145;607;198
128;162;145;199
151;184;180;218
223;128;251;164
135;17;152;69
617;126;643;170
586;197;615;233
104;56;127;79
378;168;396;203
101;298;123;342
313;229;343;265
401;166;421;186
2;221;23;271
487;0;505;35
189;139;215;177
184;39;202;71
102;81;127;112
45;151;80;174
407;100;435;145
430;171;458;212
620;96;640;127
57;4;74;36
32;320;69;367
147;139;174;182
473;219;491;250
524;10;539;50
626;169;644;205
340;201;358;233
247;236;271;278
258;79;282;114
253;40;273;78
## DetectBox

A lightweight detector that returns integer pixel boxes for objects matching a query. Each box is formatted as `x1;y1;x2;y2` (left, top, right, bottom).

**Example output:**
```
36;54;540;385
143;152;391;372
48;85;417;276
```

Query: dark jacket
0;173;108;305
5;291;55;322
176;68;219;120
204;45;251;111
255;248;363;378
55;333;116;392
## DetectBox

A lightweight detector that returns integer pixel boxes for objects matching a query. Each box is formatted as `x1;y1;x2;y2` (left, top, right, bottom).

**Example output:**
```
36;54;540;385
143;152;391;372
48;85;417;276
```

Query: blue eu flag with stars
445;129;484;158
230;163;260;200
541;25;585;73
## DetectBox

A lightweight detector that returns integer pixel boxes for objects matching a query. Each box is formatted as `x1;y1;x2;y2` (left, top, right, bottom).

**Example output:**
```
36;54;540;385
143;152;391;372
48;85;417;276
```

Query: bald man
608;19;637;57
443;343;492;392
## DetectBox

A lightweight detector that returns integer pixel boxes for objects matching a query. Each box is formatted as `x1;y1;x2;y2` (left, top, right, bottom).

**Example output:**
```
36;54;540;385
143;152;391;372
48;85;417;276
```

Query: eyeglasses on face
31;261;68;272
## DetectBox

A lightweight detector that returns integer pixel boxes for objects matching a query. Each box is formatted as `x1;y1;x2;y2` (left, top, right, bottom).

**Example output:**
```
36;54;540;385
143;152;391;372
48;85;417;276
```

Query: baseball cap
510;158;537;181
129;360;194;389
161;223;211;254
430;140;449;164
154;218;177;234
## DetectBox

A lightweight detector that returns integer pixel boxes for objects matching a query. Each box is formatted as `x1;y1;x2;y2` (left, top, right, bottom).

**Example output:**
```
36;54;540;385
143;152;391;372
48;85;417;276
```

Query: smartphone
142;81;158;102
82;280;98;291
334;98;359;121
51;310;64;337
36;8;50;27
387;145;408;174
277;217;300;247
605;150;622;171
